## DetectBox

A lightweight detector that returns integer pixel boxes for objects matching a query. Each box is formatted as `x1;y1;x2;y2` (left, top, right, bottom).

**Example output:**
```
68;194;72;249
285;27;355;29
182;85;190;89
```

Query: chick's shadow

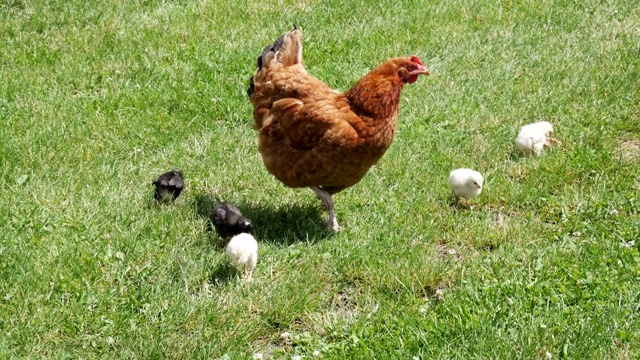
193;193;332;247
208;262;240;286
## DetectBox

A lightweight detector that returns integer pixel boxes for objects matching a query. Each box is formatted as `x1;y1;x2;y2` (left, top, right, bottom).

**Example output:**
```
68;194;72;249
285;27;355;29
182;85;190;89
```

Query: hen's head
394;56;430;84
365;56;430;85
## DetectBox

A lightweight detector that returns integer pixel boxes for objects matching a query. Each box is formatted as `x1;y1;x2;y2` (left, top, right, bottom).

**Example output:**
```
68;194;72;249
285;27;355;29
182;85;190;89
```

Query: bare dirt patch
618;138;640;162
618;139;640;161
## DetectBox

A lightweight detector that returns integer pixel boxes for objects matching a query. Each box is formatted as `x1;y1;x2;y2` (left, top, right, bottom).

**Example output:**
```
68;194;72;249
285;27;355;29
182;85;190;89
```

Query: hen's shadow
192;193;332;246
245;202;332;245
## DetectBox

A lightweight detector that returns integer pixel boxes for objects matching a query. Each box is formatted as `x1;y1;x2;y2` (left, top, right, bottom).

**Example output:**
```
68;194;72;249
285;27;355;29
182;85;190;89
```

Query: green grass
1;0;639;358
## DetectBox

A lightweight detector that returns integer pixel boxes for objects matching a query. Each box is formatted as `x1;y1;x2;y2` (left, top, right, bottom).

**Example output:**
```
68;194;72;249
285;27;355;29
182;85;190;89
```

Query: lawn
1;0;639;358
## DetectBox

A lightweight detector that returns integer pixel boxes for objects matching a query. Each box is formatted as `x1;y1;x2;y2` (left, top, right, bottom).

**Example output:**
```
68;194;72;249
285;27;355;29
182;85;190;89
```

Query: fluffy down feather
210;204;253;240
225;233;258;281
449;168;484;207
153;170;184;203
515;121;558;155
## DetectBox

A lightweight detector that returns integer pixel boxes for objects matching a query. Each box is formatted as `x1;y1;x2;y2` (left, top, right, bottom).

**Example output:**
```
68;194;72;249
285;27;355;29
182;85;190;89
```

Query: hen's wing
268;95;367;151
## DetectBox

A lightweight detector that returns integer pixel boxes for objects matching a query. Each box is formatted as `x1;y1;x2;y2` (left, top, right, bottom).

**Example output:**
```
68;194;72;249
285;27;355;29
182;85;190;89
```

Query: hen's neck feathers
344;66;404;124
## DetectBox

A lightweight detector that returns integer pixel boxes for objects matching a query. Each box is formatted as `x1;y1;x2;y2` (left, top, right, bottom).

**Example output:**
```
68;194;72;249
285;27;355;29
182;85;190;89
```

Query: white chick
449;168;484;207
515;121;560;155
225;233;258;281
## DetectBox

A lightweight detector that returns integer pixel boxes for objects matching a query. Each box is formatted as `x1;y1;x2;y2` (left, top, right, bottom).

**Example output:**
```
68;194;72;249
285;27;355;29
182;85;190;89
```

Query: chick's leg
245;257;256;282
452;192;462;208
545;137;562;147
310;186;341;232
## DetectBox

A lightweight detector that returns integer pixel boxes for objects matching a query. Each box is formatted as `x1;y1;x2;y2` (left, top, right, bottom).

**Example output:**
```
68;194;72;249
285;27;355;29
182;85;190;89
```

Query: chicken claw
242;269;253;282
311;186;342;232
327;209;342;232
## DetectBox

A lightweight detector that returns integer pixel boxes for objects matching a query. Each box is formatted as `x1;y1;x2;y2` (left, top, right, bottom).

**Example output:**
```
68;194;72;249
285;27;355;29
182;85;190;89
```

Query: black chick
210;204;253;240
153;170;184;203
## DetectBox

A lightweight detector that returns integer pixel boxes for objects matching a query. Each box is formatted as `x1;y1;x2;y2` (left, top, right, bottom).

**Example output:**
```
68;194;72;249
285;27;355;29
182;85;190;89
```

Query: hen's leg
310;186;341;232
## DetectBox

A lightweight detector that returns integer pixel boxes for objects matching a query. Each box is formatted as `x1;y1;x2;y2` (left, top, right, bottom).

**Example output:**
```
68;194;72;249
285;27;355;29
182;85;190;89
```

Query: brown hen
248;27;430;231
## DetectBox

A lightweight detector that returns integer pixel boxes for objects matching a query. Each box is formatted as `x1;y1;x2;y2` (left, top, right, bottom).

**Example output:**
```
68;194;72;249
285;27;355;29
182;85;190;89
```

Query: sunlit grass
1;0;639;358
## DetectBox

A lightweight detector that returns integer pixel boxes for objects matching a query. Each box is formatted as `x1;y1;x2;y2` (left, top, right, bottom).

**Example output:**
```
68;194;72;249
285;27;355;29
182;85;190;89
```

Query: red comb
410;55;424;66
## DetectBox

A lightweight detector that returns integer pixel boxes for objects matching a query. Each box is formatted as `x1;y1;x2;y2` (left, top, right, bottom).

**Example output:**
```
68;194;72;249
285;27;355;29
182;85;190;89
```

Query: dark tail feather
248;25;299;98
258;33;284;68
247;76;255;98
257;24;297;69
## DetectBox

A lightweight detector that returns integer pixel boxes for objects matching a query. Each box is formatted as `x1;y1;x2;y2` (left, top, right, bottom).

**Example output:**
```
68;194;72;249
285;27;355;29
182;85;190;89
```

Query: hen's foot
327;209;342;233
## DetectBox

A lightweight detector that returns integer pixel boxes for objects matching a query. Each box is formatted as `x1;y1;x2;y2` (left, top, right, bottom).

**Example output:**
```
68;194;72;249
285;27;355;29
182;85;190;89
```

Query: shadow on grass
506;148;526;162
192;193;333;246
445;193;470;210
192;193;224;228
208;262;239;286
